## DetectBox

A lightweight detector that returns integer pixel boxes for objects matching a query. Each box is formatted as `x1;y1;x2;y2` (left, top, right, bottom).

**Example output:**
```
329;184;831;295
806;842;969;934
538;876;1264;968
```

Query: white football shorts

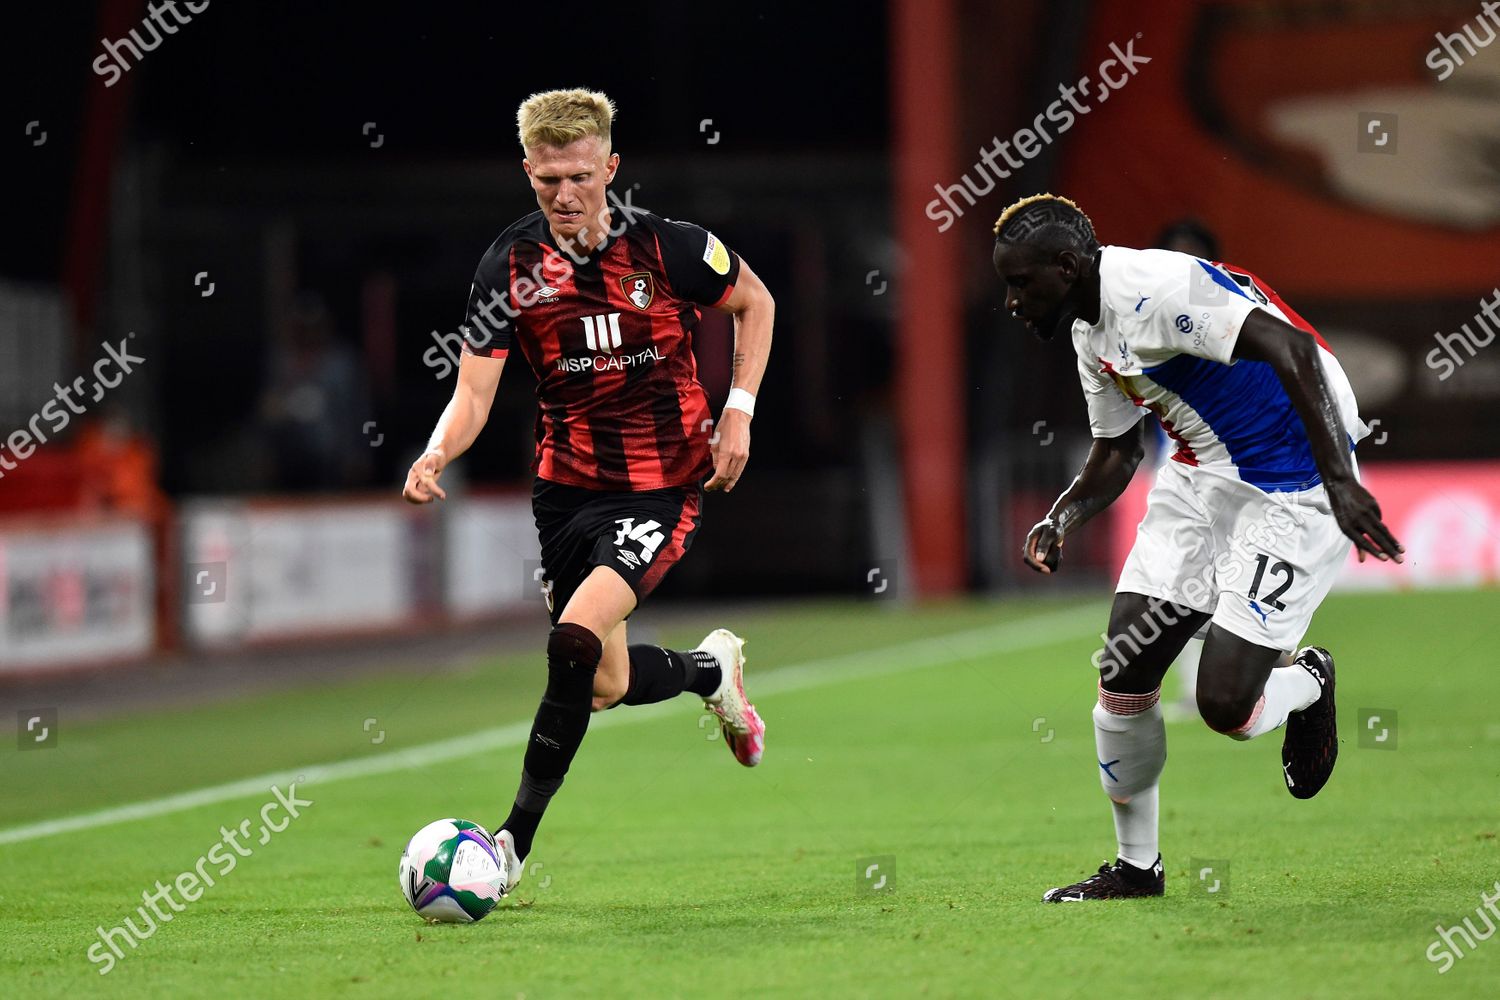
1116;460;1351;652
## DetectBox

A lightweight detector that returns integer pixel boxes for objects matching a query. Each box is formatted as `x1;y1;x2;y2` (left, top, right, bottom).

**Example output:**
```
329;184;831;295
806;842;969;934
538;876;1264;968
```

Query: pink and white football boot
699;628;765;767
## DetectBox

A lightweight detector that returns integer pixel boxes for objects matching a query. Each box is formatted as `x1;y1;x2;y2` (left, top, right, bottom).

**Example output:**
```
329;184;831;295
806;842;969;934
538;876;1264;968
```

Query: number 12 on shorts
1248;553;1294;610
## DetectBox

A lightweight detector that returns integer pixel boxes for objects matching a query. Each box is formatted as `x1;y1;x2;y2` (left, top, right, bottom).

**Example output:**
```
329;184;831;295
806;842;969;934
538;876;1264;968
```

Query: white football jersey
1073;246;1368;493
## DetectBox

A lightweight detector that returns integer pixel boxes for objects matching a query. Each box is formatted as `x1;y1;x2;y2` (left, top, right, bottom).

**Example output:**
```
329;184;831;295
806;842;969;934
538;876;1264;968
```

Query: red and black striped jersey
461;209;741;491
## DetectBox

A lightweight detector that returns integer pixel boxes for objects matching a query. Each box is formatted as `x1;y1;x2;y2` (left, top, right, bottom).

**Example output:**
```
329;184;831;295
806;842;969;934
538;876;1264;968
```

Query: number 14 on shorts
613;517;665;569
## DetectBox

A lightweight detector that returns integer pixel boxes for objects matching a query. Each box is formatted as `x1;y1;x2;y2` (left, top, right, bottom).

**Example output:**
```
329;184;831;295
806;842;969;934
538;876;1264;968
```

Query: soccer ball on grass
397;818;506;923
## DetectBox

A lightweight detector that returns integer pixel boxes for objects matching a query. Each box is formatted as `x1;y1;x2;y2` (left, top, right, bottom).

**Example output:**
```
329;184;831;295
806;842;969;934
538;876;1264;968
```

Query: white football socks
1094;687;1166;869
1226;663;1322;742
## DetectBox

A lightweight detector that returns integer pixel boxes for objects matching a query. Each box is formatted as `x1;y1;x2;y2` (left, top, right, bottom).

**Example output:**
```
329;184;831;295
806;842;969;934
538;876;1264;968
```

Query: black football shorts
531;478;703;624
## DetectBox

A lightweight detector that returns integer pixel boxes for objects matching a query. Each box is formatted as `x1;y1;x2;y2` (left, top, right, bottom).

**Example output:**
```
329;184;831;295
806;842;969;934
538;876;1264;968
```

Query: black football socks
502;622;601;860
621;645;722;705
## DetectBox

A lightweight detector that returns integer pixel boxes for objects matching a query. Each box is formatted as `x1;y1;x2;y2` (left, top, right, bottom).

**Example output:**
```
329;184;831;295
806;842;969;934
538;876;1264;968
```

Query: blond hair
517;88;616;152
992;193;1098;251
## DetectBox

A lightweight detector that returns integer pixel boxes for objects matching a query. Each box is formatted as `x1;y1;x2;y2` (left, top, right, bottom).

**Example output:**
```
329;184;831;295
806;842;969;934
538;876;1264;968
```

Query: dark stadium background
6;0;1498;673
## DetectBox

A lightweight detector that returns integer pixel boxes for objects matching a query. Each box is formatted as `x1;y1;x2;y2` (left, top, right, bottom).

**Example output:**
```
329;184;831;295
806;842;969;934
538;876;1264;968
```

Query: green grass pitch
2;590;1498;998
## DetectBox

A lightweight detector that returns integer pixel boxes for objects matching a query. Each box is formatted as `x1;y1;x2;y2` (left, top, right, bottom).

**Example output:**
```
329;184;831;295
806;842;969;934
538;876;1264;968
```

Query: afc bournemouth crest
620;272;654;311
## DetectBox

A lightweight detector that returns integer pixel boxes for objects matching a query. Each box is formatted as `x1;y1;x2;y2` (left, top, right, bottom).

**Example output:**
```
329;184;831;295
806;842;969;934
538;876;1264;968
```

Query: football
397;818;507;923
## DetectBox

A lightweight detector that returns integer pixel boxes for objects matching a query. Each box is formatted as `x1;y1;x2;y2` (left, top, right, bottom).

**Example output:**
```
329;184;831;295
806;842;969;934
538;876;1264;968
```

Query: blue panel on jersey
1197;260;1252;301
1143;354;1321;492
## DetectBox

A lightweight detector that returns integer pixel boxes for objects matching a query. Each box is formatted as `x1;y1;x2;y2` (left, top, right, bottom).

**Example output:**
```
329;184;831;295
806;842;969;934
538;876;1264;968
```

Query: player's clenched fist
1022;517;1064;574
403;449;448;503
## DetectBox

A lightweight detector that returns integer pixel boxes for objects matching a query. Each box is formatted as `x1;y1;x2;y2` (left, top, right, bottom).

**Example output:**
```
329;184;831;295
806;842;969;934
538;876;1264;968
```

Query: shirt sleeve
460;244;512;359
1146;261;1262;365
655;219;741;307
1078;354;1143;439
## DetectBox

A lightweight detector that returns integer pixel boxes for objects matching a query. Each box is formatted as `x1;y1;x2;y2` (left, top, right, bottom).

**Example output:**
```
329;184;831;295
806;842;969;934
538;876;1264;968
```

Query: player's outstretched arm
1023;422;1145;574
705;259;774;494
1232;311;1404;563
402;353;506;504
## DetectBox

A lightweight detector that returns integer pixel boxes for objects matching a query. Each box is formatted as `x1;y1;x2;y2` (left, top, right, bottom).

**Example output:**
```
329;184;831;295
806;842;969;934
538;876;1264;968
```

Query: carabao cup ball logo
1175;313;1193;335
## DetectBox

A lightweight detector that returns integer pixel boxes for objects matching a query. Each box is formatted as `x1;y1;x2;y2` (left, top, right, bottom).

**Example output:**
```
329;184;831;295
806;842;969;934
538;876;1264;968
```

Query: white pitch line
0;602;1104;847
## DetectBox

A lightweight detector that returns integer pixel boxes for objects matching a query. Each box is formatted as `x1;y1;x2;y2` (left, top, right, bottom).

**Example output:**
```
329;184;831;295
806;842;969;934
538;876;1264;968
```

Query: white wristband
724;387;756;417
